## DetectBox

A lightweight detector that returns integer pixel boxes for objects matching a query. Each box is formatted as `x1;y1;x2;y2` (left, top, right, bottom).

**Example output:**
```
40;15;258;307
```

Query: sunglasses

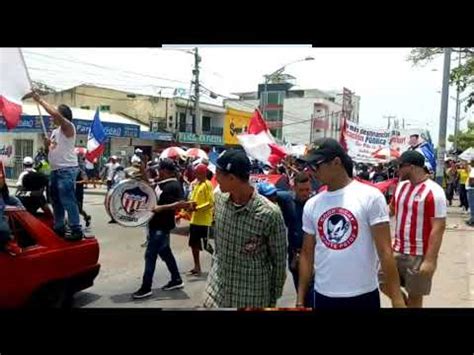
307;159;328;172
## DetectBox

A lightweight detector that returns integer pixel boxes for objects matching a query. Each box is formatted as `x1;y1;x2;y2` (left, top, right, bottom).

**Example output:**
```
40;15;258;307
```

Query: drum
106;179;156;227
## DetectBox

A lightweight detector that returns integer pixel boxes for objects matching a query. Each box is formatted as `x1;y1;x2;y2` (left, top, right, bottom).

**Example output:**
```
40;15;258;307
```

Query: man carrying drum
132;159;193;299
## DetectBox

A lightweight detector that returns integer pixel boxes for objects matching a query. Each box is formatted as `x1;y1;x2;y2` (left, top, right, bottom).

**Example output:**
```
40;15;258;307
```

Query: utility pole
384;115;396;130
436;47;452;186
193;47;202;143
453;51;462;154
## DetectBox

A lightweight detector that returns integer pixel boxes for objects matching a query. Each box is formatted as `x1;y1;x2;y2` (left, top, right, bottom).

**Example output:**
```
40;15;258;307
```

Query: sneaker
132;287;153;299
161;279;184;291
66;231;84;241
54;227;66;238
85;215;92;228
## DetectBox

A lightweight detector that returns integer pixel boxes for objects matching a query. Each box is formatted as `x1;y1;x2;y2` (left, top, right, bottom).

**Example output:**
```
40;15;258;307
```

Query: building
0;103;169;179
226;87;360;145
24;84;226;147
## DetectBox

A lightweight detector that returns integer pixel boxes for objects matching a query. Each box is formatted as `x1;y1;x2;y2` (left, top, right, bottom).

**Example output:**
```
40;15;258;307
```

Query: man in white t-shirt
104;156;121;191
466;160;474;226
296;138;405;309
32;92;83;241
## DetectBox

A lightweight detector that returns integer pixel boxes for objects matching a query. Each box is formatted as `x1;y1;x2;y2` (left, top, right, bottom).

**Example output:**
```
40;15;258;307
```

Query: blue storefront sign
139;131;174;142
74;119;139;138
0;115;140;138
0;115;45;132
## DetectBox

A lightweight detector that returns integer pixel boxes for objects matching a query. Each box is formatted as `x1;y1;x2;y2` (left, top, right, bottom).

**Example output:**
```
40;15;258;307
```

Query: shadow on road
172;226;190;236
109;288;191;305
185;272;209;282
73;292;103;307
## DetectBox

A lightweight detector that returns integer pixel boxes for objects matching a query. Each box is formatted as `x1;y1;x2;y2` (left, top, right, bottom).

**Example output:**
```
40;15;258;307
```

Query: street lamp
261;56;315;138
263;56;315;84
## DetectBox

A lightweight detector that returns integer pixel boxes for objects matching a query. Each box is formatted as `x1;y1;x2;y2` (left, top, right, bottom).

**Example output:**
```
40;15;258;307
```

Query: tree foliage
448;121;474;151
407;48;474;110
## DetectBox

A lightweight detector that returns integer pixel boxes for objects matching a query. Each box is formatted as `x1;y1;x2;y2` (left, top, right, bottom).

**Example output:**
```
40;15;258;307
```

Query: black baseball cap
300;138;349;165
158;158;177;172
398;150;425;168
216;149;251;179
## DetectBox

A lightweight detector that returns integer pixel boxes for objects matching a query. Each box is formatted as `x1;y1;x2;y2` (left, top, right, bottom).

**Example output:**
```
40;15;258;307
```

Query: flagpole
18;48;48;137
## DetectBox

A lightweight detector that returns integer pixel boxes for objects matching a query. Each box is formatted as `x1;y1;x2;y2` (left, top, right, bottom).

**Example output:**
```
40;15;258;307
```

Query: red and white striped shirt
392;179;447;256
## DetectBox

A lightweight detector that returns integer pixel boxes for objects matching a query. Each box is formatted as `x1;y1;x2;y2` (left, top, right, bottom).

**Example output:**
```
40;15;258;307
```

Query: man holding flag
32;92;84;241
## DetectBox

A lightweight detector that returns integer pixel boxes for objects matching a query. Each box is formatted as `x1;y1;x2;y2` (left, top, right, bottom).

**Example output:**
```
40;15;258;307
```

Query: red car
0;206;100;308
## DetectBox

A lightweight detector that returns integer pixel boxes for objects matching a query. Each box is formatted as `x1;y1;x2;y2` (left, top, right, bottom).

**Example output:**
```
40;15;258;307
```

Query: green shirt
203;190;287;308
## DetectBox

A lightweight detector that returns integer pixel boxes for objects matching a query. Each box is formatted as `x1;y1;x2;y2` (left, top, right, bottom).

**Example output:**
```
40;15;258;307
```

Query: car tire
29;283;72;309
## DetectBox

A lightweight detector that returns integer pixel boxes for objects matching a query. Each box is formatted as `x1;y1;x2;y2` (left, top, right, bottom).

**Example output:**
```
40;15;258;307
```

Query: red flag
269;143;287;158
247;109;269;135
237;109;287;165
0;48;32;130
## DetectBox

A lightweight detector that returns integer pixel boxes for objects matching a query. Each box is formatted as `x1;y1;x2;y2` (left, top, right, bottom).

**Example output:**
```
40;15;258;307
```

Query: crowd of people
126;138;457;309
444;160;474;224
2;94;474;309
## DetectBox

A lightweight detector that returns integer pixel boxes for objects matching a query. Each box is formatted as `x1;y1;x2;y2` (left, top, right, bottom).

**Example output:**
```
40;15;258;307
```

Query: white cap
131;155;141;164
23;156;34;165
111;155;118;160
135;148;143;154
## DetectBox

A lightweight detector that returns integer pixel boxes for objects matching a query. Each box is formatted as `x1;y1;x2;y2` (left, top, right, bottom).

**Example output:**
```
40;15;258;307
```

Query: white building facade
226;88;360;145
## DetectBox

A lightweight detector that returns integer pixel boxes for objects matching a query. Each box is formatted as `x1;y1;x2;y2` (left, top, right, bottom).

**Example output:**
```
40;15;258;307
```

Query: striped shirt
392;179;447;256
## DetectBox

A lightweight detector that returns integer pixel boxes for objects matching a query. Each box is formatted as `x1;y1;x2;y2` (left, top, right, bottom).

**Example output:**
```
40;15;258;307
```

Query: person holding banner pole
31;92;83;241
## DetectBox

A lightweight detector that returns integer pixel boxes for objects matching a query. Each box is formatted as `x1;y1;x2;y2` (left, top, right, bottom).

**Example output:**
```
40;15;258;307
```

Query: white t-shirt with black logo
302;180;390;297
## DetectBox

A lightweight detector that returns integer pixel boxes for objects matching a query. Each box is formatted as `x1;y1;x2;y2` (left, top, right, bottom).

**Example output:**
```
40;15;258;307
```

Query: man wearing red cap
186;164;214;275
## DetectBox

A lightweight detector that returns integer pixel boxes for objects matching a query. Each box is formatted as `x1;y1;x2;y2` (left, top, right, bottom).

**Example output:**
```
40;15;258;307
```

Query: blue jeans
468;189;474;223
50;167;81;233
142;228;181;290
4;195;24;208
314;288;380;309
288;251;315;308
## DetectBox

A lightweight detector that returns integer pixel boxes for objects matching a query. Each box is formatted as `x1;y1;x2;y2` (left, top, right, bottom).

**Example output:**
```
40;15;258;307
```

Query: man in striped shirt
380;150;447;308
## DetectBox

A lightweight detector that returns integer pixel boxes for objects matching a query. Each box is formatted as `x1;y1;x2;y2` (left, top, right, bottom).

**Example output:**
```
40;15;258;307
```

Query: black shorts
314;288;380;309
189;224;209;250
86;168;97;179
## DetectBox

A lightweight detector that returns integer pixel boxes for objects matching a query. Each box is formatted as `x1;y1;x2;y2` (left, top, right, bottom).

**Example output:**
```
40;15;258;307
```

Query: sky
21;46;474;145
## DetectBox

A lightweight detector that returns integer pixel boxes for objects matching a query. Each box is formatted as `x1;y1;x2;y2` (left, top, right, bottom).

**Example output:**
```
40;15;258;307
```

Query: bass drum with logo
106;179;156;227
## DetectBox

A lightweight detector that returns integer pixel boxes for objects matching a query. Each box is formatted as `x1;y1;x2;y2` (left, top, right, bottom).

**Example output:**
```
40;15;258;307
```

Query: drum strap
157;178;178;185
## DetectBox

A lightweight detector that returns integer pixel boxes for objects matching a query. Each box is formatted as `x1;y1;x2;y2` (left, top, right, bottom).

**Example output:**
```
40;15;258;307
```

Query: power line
23;51;191;86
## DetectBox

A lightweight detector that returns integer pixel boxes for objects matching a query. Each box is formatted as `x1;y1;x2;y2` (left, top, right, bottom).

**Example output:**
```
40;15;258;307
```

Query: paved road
70;192;474;308
8;181;473;308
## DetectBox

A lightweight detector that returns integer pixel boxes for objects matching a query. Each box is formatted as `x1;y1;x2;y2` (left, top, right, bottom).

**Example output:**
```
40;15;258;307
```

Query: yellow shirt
459;169;469;185
190;180;214;226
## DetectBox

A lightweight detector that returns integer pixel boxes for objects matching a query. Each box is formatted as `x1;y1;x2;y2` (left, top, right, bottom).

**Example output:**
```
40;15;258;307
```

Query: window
100;105;111;112
267;92;283;105
202;116;211;132
265;110;282;121
262;91;284;107
179;112;186;132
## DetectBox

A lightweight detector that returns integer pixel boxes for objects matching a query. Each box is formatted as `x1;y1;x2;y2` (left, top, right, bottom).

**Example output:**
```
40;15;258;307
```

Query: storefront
138;131;175;157
1;111;142;178
177;132;224;151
